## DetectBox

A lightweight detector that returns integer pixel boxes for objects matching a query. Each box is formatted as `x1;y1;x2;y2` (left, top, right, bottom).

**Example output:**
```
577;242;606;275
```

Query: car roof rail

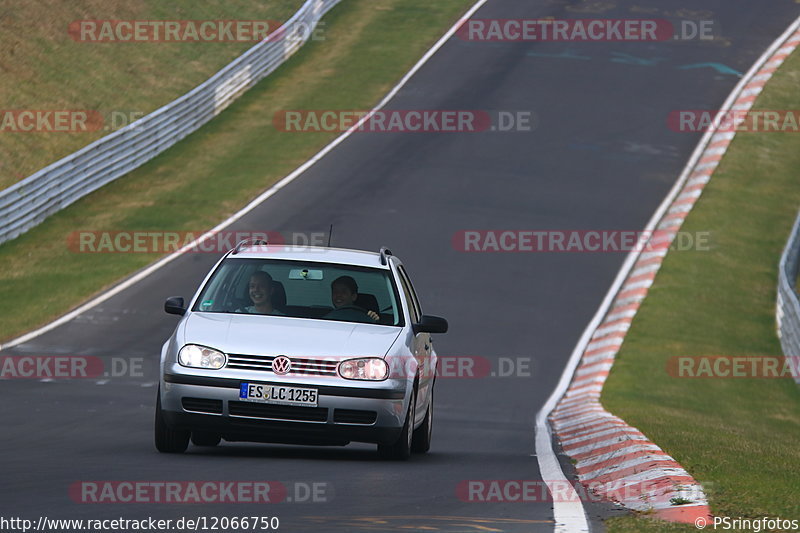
379;246;393;265
232;238;268;255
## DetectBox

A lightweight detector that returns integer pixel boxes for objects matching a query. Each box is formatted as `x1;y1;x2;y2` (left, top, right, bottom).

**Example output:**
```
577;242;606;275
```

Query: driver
325;275;379;323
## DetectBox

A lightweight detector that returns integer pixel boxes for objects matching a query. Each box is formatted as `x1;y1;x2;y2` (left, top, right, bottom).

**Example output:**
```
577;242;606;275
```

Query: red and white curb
547;20;800;524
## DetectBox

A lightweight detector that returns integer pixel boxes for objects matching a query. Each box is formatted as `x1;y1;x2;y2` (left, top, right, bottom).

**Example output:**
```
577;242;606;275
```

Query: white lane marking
566;435;649;457
579;454;676;480
552;399;607;416
686;174;712;186
561;427;641;447
585;337;623;352
553;405;606;419
577;444;663;468
0;0;491;352
596;467;694;485
591;322;630;340
620;278;654;292
574;361;614;378
604;308;637;323
629;263;660;278
566;383;605;397
555;419;625;436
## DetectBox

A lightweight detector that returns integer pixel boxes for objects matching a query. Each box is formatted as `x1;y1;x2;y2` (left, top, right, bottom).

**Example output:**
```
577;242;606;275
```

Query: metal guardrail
0;0;341;245
776;210;800;384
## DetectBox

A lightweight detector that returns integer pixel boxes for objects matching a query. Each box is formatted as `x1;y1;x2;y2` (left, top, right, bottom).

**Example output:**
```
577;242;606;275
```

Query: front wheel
154;388;189;454
378;389;415;461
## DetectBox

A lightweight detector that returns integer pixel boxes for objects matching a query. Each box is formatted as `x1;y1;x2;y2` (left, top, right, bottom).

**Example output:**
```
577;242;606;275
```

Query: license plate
239;383;318;407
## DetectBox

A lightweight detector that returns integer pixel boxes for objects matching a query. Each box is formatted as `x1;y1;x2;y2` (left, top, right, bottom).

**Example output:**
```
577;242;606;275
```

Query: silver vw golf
155;241;448;460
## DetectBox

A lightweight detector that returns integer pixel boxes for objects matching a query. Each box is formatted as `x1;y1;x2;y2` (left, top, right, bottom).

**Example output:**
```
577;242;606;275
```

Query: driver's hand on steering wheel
366;310;380;322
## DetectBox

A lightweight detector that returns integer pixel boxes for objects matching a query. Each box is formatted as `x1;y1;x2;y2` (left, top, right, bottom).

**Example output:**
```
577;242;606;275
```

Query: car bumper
160;373;408;446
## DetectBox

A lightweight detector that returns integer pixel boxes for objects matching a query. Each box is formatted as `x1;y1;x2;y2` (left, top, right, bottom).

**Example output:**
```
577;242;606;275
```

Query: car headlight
338;358;389;381
178;344;226;369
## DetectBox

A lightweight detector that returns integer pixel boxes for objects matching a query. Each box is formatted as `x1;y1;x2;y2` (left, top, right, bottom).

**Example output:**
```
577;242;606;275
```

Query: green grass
0;0;303;190
0;0;475;343
603;48;800;531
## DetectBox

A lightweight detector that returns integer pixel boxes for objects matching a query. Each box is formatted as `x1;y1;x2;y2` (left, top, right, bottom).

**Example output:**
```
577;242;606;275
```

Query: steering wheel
335;305;365;312
331;305;381;323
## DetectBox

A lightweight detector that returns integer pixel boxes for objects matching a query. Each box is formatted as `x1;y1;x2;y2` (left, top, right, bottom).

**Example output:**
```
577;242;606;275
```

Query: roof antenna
327;224;333;247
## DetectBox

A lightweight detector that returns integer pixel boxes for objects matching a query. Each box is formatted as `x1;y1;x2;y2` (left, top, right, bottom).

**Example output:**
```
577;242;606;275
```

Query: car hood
180;313;402;358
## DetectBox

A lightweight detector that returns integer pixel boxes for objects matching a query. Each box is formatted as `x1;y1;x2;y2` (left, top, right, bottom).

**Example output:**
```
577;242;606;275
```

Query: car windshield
192;258;403;326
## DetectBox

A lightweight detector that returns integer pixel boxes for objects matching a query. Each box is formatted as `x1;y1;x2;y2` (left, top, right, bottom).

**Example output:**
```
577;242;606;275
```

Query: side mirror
164;296;186;316
413;315;448;334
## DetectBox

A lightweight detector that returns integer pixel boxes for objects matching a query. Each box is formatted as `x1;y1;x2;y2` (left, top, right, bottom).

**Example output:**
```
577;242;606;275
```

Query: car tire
377;389;415;461
154;388;190;454
411;390;432;453
191;431;221;447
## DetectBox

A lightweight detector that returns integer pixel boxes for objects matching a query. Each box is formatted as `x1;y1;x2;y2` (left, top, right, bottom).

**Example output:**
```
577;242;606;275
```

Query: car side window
397;266;422;323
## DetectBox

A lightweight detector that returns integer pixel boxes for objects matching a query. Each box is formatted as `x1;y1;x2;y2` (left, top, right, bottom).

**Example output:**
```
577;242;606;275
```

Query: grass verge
0;0;302;189
0;0;476;343
603;44;800;531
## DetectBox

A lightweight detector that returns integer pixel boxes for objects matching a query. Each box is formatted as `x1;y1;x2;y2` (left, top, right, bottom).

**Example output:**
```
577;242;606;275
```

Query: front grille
333;409;378;425
226;354;339;376
181;397;223;414
229;401;328;422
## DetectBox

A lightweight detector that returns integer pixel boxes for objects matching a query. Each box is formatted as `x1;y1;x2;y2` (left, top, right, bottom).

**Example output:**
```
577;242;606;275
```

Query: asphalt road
3;1;799;532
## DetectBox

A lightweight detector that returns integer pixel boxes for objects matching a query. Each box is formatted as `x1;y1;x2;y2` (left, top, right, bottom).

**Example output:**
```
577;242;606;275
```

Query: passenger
325;275;379;323
238;271;284;315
